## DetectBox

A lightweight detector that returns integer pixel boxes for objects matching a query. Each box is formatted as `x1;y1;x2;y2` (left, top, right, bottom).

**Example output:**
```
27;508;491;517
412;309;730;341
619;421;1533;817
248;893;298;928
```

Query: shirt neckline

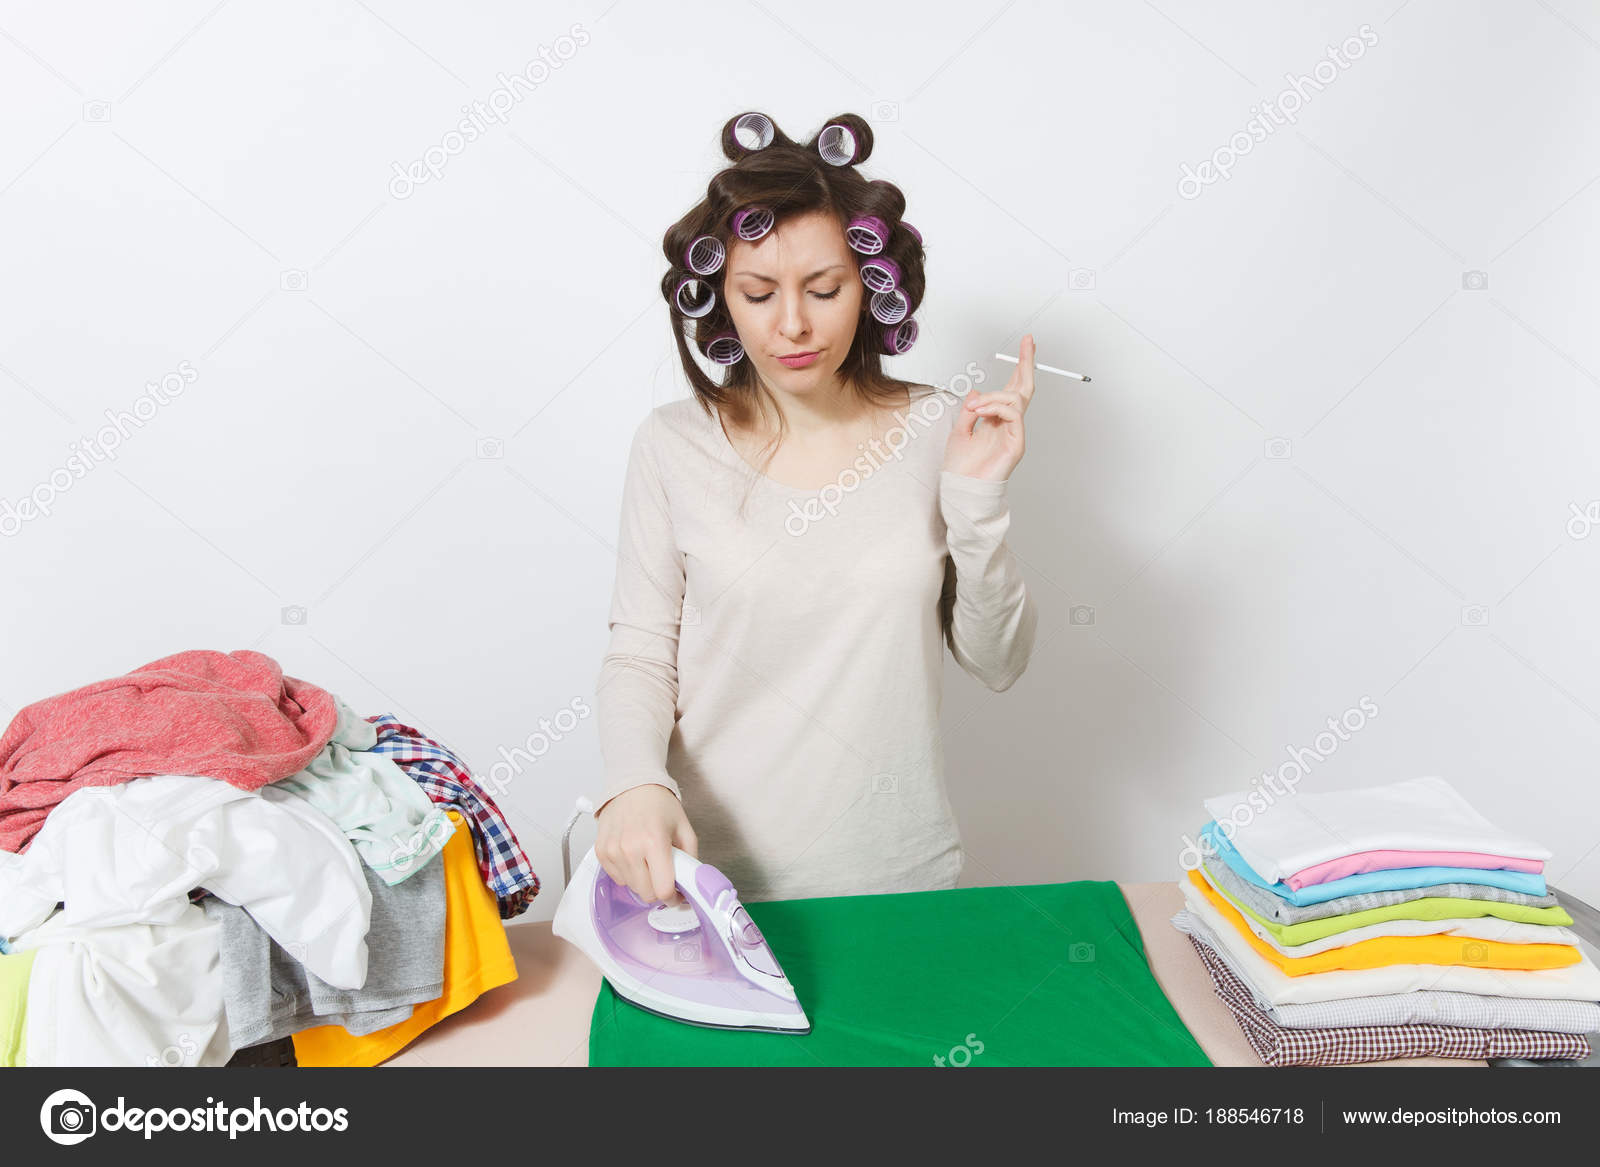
706;386;948;496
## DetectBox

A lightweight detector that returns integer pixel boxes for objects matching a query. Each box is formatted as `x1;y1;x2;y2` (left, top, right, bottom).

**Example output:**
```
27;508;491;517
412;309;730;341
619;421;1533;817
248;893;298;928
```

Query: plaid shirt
366;715;540;919
1189;935;1591;1066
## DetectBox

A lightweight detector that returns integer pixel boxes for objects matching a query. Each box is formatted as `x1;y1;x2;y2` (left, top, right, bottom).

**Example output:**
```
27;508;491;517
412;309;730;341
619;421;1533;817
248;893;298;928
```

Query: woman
593;111;1038;904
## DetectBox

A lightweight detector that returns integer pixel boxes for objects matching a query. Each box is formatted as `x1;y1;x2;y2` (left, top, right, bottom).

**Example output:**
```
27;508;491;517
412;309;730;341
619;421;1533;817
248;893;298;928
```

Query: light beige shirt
595;385;1037;901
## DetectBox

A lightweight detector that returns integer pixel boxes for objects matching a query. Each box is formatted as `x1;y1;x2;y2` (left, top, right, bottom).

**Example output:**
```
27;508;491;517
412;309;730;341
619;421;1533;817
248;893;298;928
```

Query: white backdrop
3;0;1597;919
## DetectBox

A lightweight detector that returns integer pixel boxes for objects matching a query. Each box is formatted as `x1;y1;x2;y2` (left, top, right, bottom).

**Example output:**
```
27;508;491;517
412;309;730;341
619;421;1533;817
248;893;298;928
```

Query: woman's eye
811;287;842;300
742;292;774;304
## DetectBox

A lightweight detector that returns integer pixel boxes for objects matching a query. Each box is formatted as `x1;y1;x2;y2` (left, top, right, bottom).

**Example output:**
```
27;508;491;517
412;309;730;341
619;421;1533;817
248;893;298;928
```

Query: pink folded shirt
1285;848;1545;891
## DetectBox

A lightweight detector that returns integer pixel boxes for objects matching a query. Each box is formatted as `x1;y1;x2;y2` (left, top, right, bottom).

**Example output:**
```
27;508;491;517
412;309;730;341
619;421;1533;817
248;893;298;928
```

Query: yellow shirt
1185;869;1579;977
292;811;518;1066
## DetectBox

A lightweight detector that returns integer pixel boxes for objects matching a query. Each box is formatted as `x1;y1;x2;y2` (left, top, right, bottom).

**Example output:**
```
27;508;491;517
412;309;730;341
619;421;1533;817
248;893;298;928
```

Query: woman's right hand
594;783;698;903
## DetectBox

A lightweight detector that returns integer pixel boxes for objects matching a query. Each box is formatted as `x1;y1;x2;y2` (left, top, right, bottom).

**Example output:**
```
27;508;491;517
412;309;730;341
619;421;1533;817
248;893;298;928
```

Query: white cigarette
994;352;1091;382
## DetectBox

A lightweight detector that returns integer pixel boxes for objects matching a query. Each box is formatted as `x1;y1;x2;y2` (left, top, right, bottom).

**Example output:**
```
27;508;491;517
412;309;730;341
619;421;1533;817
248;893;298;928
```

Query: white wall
2;0;1596;918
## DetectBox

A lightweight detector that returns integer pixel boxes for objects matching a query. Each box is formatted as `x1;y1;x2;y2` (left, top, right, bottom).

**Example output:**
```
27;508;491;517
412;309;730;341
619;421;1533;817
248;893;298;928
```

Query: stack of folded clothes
0;649;539;1067
1173;776;1600;1066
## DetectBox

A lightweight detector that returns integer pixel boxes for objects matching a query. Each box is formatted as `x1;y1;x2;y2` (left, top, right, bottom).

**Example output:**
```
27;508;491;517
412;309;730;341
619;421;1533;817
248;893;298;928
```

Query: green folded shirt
1204;862;1574;948
589;879;1209;1067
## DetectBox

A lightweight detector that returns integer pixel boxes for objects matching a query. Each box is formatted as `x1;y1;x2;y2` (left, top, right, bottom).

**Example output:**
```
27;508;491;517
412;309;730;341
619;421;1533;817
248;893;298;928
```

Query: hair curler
858;255;902;294
731;205;774;241
869;288;909;325
706;332;745;365
900;220;922;246
816;122;859;166
674;277;716;319
845;215;890;256
732;112;775;152
882;318;918;355
685;234;725;276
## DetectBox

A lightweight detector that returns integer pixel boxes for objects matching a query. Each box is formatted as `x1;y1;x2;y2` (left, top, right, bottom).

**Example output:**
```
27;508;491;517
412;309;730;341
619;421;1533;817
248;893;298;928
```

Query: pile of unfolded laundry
0;649;538;1067
1174;776;1600;1066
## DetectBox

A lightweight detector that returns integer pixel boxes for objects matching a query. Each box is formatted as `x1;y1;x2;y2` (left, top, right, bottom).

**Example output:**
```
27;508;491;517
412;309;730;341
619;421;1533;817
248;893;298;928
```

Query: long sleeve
938;470;1038;691
594;417;687;809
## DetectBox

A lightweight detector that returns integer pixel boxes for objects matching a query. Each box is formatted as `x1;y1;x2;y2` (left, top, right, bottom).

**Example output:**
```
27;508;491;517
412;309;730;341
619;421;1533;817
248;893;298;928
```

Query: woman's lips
776;351;819;369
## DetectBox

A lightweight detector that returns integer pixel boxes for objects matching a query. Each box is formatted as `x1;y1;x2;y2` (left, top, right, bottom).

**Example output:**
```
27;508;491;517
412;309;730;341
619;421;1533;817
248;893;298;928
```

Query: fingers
955;389;981;439
973;400;1023;425
674;816;699;859
644;836;678;903
1017;334;1036;404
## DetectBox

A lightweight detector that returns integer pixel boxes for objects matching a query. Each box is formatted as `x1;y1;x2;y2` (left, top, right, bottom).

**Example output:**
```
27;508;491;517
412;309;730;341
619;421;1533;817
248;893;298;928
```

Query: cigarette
994;352;1091;382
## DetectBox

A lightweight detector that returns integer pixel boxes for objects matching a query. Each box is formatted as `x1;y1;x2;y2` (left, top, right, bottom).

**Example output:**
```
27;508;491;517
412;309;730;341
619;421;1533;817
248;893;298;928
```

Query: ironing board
587;879;1208;1067
386;882;1497;1067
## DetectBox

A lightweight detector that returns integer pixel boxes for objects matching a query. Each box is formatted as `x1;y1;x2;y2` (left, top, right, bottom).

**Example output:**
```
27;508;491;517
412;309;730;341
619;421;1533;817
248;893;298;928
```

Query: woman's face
724;210;864;395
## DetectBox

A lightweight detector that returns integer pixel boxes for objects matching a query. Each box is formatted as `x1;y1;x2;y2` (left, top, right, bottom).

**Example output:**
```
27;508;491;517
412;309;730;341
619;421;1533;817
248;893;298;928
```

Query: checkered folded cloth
366;715;539;919
1189;935;1591;1066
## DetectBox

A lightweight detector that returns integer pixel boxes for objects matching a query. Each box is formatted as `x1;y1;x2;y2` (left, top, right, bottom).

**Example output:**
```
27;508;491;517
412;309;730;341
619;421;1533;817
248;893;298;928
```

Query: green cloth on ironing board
1203;861;1575;947
588;879;1209;1067
0;948;36;1067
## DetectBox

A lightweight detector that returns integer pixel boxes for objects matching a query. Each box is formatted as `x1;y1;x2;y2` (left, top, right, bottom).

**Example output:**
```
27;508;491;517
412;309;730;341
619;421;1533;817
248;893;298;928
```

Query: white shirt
595;386;1037;901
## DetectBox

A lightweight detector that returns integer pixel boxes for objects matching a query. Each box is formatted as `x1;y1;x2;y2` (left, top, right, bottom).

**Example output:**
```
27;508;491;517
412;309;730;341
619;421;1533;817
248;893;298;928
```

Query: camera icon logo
1069;604;1095;627
476;437;504;460
871;773;898;795
1069;941;1096;962
82;101;111;123
1462;941;1488;963
1264;437;1292;460
871;100;900;122
1461;270;1489;291
280;269;308;292
1460;605;1489;627
40;1089;97;1145
281;604;308;626
680;602;700;625
674;940;701;962
1069;268;1097;291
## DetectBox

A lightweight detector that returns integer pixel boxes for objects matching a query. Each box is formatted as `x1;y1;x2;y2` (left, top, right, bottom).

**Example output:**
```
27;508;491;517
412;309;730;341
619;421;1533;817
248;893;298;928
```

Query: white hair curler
732;112;775;152
858;255;902;294
685;234;725;276
869;288;909;325
730;205;774;241
845;215;890;256
706;332;745;364
816;122;859;166
674;277;716;319
882;318;918;355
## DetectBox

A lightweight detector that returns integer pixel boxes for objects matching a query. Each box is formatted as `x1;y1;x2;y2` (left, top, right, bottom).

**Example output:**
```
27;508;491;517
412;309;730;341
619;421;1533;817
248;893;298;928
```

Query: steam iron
553;802;810;1033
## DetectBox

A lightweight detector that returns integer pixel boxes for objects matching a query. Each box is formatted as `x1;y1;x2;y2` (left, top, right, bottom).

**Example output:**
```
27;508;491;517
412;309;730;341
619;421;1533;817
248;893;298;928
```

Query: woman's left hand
942;334;1034;481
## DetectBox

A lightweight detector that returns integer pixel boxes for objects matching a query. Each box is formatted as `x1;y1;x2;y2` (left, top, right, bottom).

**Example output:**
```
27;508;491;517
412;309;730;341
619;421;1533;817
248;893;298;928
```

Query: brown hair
659;111;926;465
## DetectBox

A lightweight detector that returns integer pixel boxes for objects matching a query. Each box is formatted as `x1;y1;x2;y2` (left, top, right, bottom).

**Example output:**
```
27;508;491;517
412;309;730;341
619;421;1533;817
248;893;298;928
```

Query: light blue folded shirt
1197;821;1548;905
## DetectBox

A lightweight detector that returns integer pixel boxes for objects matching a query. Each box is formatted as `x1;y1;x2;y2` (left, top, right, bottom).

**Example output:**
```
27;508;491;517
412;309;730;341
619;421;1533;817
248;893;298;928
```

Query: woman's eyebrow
732;264;848;283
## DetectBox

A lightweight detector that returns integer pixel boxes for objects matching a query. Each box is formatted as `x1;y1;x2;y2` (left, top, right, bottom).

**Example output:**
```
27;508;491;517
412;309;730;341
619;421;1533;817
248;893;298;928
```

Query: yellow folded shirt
1185;869;1580;977
292;811;518;1067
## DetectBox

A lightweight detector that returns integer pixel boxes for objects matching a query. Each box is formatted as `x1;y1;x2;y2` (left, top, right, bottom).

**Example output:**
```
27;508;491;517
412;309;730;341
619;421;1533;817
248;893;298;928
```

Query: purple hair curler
732;112;775;152
845;215;890;256
674;277;716;319
816;122;859;166
686;234;725;276
882;317;918;355
869;288;909;325
858;255;902;294
731;205;774;241
706;332;745;365
900;220;922;245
